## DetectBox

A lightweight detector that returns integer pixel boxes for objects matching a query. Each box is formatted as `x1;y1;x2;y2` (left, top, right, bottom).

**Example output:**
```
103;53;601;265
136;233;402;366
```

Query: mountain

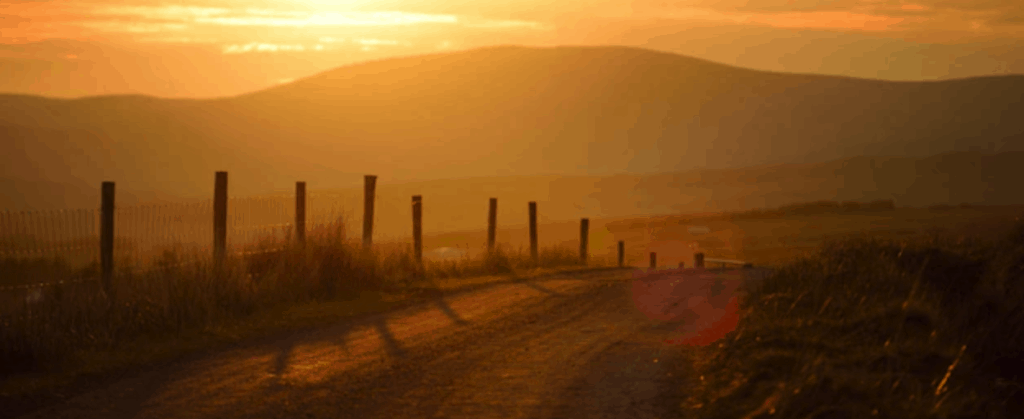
2;45;1023;212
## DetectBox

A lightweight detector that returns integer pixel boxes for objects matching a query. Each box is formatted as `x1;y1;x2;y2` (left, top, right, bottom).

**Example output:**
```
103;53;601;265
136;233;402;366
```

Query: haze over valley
7;3;1024;419
3;46;1023;237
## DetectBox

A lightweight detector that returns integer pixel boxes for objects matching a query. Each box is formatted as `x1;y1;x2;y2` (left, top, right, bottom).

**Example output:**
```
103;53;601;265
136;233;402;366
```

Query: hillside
2;45;1023;213
143;150;1022;240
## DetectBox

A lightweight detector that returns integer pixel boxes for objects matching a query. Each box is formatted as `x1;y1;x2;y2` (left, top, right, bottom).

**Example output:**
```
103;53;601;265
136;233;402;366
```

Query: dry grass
604;204;1024;268
685;218;1024;418
0;221;585;395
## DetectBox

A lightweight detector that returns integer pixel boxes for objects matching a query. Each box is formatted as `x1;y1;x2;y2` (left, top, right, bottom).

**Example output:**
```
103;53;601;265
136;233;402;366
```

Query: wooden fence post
487;198;497;253
213;171;228;267
618;240;625;268
412;195;422;265
100;182;115;293
579;218;589;266
650;252;657;270
529;202;538;263
295;181;306;245
363;175;376;250
695;252;705;268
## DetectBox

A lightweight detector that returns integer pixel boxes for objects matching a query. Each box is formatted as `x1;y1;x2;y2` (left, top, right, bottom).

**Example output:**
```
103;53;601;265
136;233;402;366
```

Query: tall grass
686;220;1024;418
0;220;583;377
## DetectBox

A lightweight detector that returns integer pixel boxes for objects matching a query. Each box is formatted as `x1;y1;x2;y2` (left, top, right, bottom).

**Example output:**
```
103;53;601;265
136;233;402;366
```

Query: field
422;204;1024;269
0;220;588;400
680;206;1024;418
3;202;1022;416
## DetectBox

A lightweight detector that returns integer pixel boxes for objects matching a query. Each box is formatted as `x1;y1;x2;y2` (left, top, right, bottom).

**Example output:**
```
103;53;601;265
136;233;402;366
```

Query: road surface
14;267;765;419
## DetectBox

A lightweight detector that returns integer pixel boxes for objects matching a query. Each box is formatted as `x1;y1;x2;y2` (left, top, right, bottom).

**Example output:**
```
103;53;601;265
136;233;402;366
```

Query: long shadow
401;270;604;327
223;314;362;404
407;266;633;302
14;269;621;419
334;279;620;419
520;280;566;297
433;296;469;325
372;317;407;359
268;339;296;388
21;268;625;418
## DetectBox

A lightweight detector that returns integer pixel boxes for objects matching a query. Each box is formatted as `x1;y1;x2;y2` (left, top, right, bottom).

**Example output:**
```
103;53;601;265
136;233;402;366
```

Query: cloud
93;5;232;19
219;38;409;54
222;42;308;54
5;0;1023;48
464;19;552;30
355;38;404;46
661;0;1013;15
195;11;459;27
136;36;220;44
632;0;1023;37
79;21;189;33
741;10;916;31
1;3;471;43
693;0;870;13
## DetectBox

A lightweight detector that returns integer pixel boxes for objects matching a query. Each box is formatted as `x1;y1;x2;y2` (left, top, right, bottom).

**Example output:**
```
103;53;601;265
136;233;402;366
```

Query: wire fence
0;192;354;291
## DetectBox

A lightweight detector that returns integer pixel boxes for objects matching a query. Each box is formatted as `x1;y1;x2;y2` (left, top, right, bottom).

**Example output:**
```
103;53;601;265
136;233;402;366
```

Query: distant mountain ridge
2;45;1023;215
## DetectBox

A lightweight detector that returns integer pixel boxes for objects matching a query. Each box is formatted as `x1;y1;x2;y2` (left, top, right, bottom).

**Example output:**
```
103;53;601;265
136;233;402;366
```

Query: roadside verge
0;266;630;417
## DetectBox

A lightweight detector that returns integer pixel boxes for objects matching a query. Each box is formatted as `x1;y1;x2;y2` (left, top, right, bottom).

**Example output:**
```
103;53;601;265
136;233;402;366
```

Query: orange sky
2;0;1023;97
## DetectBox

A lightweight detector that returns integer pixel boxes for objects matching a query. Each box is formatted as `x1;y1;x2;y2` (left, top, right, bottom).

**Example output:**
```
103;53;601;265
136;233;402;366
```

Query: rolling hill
2;45;1023;216
306;150;1024;239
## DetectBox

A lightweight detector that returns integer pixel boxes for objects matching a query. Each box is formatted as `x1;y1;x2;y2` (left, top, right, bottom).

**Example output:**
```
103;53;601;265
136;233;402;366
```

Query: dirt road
15;268;763;419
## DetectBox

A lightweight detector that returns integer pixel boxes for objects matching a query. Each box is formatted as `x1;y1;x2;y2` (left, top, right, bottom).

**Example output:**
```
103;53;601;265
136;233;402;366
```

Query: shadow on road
14;270;630;419
519;280;566;296
373;317;408;359
433;297;469;325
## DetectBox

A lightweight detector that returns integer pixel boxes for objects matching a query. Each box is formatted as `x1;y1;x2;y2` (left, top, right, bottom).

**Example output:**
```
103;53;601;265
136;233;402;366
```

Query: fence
2;171;754;293
0;195;351;264
0;173;564;291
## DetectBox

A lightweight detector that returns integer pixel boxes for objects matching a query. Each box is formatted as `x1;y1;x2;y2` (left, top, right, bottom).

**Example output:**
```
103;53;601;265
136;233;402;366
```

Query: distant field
641;205;1024;267
421;205;1024;269
3;204;1021;289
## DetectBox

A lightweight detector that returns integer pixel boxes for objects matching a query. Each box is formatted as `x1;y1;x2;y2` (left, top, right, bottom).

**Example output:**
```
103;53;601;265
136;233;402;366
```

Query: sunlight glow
465;20;551;30
223;43;309;54
356;38;403;45
196;11;458;27
219;38;409;54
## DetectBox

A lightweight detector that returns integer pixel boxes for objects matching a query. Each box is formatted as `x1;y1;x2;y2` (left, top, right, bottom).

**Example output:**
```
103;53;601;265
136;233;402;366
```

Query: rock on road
16;268;764;419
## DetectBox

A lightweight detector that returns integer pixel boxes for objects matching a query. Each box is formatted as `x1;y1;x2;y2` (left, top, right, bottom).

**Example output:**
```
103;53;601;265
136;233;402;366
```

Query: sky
2;0;1024;98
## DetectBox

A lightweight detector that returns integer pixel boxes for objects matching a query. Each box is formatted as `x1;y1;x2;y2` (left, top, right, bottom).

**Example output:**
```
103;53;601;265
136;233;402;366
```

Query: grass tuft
0;220;585;385
687;218;1024;418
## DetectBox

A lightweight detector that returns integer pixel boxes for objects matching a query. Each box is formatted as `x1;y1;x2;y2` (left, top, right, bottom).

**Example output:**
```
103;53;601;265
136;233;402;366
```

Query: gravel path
15;268;760;419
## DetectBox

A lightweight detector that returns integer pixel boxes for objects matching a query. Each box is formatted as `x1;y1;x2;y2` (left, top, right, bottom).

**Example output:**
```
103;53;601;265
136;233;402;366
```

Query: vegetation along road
15;267;769;419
